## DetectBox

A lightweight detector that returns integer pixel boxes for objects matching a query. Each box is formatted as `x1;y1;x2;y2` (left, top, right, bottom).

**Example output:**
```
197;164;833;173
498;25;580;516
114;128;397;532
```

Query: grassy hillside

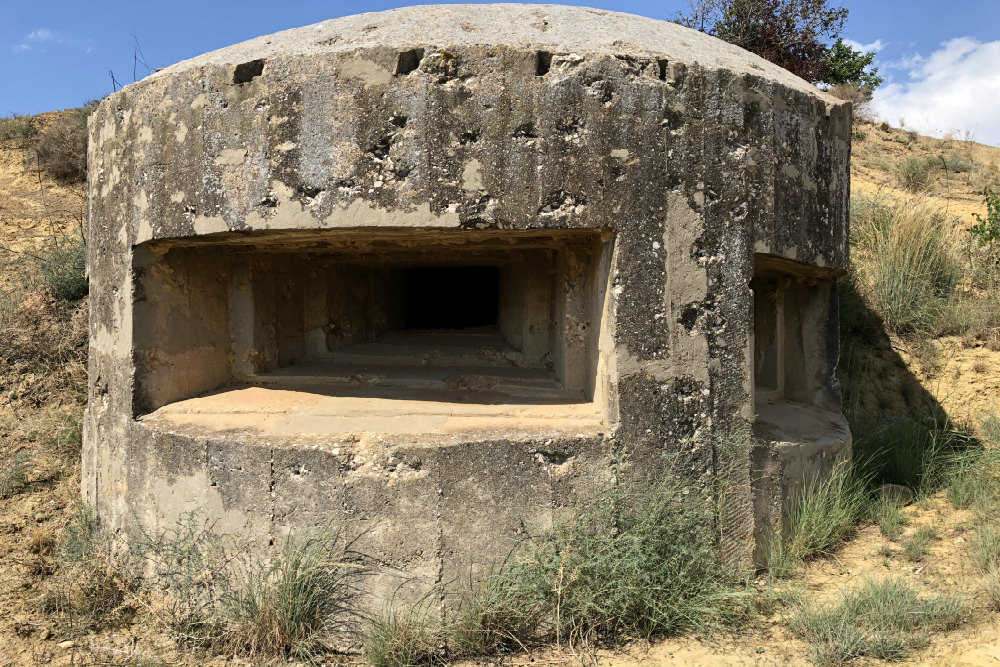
0;109;998;666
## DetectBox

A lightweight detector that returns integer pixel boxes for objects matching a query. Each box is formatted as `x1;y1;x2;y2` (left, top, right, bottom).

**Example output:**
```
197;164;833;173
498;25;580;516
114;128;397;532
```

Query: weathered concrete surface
85;3;852;610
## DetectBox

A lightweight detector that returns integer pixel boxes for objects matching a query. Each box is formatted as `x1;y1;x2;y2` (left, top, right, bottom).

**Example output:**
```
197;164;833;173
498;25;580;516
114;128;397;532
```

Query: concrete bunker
133;229;614;433
85;4;853;613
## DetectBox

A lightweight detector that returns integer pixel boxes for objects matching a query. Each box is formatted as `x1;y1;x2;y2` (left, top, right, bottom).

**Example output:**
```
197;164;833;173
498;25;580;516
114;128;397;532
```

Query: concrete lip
145;385;605;438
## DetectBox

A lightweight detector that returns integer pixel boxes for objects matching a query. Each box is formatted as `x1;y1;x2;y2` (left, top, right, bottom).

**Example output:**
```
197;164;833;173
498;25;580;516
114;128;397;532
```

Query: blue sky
2;1;999;143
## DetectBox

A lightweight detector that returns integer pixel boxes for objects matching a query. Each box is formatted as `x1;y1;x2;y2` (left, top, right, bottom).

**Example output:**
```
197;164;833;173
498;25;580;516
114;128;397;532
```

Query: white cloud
11;27;60;52
844;38;887;53
10;28;92;55
26;28;56;43
882;52;924;71
872;37;1000;147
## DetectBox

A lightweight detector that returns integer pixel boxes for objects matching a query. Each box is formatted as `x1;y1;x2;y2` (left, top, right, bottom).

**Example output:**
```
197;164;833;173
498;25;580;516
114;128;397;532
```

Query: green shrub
36;233;88;302
939;154;974;173
790;577;964;665
896;155;935;191
970;187;1000;247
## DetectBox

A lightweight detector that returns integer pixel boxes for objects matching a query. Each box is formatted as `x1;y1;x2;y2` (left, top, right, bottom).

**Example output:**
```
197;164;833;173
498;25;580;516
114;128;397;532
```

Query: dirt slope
0;112;85;254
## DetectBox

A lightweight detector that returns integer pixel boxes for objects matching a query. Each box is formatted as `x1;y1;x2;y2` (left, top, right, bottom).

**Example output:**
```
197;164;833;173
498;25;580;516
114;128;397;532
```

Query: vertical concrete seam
268;447;276;548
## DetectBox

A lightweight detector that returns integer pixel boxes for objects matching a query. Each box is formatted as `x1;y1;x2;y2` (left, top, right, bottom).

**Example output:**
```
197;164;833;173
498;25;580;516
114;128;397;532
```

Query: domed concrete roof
154;3;825;97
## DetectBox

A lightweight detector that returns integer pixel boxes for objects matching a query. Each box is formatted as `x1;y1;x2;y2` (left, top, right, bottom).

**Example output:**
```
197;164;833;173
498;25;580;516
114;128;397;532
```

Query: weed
136;511;230;645
511;476;739;642
984;566;1000;610
982;414;1000;444
972;522;1000;574
871;497;908;540
21;407;83;458
0;287;87;408
59;502;100;564
852;418;967;495
945;449;1000;513
447;568;534;657
0;452;31;499
138;513;367;660
902;526;936;562
790;577;964;665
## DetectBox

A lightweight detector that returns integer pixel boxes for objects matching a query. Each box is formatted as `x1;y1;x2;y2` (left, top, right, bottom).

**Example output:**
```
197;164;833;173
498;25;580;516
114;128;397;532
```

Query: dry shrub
0;452;31;499
828;83;875;123
896;155;936;191
0;291;87;408
35;103;96;183
41;503;139;634
0;115;38;146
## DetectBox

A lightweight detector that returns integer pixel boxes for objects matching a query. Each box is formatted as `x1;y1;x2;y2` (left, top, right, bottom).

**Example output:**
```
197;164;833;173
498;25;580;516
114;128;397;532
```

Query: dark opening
233;59;265;84
536;51;552;76
404;266;499;329
657;58;669;81
395;48;425;75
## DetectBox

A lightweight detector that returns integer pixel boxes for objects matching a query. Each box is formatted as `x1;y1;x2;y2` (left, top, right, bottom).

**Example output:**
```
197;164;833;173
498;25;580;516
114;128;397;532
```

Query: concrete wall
85;4;852;611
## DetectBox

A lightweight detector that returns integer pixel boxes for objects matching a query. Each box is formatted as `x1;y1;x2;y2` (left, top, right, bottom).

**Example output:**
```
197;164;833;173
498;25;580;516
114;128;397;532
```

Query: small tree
677;0;881;92
824;38;884;96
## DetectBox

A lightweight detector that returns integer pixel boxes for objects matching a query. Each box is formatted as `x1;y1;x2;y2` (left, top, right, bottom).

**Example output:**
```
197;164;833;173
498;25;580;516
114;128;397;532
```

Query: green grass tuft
767;463;869;577
871;497;908;541
223;532;363;662
902;526;936;562
790;577;964;666
363;598;442;667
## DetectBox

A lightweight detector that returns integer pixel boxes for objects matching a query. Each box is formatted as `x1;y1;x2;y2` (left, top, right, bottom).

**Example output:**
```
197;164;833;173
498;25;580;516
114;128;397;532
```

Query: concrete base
120;402;611;628
751;398;853;562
